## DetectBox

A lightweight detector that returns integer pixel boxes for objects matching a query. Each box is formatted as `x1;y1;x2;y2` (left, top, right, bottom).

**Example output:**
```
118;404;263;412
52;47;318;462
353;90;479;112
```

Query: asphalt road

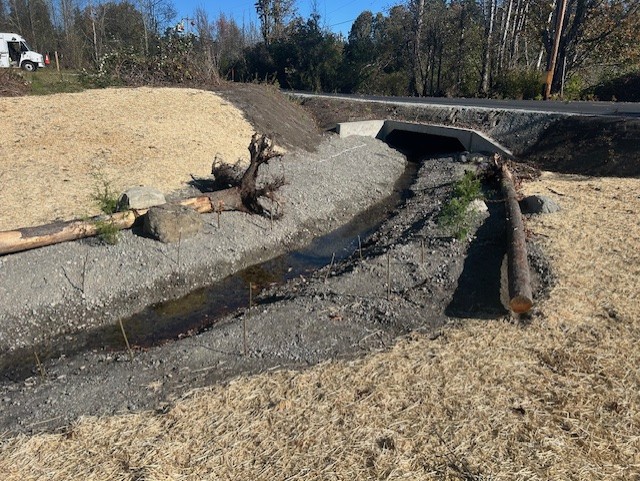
292;92;640;118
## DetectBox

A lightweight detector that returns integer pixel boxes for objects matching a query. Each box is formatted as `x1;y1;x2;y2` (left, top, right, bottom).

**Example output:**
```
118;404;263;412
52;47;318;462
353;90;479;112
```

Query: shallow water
0;160;419;381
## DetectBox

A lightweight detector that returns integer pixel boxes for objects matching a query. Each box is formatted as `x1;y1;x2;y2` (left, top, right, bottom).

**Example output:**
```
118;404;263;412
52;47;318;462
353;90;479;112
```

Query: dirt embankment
300;95;640;177
0;88;254;231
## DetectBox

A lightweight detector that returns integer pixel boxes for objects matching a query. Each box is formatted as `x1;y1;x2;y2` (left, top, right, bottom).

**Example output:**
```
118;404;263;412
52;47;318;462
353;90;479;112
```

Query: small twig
82;252;89;294
387;251;391;300
420;239;425;264
26;415;63;429
61;265;82;294
34;350;46;379
118;319;134;362
270;198;274;230
244;283;251;356
324;253;336;283
217;201;224;228
177;231;182;268
358;329;383;348
547;187;566;197
358;235;362;260
433;430;480;479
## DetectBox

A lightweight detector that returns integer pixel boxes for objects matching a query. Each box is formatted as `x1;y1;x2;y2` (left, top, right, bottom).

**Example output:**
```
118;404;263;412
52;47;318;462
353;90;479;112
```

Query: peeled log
0;134;282;256
501;164;534;314
0;191;243;256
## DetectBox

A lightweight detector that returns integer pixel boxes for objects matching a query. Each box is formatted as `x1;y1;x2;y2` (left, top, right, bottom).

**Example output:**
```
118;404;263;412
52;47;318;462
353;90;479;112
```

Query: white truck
0;33;45;72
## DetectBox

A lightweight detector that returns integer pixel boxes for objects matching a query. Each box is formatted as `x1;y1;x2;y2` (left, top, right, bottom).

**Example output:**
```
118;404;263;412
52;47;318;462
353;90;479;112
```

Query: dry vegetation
0;172;638;479
0;87;255;231
0;71;30;97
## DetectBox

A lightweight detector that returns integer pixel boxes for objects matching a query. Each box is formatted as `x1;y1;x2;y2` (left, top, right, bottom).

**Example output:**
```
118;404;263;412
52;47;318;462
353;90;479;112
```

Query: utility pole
544;0;568;100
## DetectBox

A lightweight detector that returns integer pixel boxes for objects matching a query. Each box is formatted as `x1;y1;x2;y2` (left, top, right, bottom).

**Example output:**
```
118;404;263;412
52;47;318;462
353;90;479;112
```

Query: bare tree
136;0;175;53
255;0;296;45
480;0;496;95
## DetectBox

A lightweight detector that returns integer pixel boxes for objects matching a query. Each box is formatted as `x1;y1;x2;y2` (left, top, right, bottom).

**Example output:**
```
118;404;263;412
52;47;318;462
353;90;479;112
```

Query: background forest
0;0;638;100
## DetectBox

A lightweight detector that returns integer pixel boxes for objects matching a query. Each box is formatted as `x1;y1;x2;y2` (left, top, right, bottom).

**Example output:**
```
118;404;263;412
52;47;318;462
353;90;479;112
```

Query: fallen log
501;164;534;314
0;187;263;256
0;134;283;256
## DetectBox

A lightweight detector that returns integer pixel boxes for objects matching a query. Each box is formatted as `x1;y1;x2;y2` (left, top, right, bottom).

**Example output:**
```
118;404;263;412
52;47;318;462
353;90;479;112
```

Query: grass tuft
93;219;120;245
90;172;120;244
22;69;84;95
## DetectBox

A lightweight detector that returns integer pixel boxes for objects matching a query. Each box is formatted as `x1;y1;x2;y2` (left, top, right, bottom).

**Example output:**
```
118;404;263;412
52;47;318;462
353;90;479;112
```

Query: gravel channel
0;135;553;435
0;135;406;353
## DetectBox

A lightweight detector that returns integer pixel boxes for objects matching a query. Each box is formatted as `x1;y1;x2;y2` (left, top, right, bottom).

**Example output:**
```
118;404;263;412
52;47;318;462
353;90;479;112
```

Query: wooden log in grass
501;164;534;314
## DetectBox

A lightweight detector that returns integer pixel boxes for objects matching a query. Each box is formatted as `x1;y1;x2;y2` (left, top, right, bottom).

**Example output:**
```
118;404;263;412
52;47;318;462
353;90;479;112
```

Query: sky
173;0;396;37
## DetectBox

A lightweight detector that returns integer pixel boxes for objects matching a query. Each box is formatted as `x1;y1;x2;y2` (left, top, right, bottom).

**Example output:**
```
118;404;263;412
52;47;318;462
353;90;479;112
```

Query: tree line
0;0;638;99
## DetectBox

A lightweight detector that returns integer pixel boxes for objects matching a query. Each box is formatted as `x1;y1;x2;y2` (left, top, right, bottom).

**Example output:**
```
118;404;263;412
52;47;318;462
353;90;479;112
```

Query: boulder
520;195;561;215
118;186;166;211
143;204;203;243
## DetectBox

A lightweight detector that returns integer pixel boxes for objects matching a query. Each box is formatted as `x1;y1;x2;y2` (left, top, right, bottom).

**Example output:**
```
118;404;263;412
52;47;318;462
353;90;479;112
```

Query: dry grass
1;172;639;479
0;87;254;231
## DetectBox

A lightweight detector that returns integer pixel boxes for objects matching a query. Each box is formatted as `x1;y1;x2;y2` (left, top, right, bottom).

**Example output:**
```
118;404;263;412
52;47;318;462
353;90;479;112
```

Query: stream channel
1;158;422;382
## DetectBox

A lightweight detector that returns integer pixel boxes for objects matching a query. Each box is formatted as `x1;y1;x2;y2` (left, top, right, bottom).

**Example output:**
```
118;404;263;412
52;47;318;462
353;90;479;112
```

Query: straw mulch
1;173;638;480
0;87;254;231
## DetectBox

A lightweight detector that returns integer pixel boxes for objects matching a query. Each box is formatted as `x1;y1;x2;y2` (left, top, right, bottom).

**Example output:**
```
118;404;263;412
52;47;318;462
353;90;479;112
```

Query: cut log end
509;295;533;314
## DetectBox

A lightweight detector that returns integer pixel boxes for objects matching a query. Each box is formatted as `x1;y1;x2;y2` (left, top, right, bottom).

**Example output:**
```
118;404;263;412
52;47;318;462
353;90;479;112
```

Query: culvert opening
383;129;466;158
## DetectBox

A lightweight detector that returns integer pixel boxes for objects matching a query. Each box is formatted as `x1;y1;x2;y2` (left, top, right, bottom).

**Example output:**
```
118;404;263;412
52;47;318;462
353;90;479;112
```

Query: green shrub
493;69;544;100
563;74;584;101
438;171;483;240
94;219;120;245
91;173;119;215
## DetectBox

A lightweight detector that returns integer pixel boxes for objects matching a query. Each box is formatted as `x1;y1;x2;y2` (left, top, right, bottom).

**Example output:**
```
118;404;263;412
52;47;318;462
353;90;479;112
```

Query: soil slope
0;87;256;231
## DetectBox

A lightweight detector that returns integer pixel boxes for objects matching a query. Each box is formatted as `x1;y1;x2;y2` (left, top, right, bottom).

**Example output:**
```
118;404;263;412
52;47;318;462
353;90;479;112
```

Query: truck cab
0;33;45;71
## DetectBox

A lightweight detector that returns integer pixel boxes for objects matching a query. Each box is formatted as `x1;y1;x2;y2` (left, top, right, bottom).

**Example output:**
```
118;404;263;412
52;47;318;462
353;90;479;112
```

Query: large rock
143;204;204;243
118;186;166;211
520;194;561;215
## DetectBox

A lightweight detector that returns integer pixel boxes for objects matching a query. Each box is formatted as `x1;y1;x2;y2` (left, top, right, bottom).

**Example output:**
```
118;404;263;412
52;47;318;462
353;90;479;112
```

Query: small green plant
91;173;119;215
91;173;120;244
94;219;120;245
438;170;483;240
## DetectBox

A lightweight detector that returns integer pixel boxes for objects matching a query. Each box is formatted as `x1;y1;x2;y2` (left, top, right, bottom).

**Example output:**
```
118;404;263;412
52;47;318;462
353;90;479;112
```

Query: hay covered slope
1;173;639;480
0;87;255;231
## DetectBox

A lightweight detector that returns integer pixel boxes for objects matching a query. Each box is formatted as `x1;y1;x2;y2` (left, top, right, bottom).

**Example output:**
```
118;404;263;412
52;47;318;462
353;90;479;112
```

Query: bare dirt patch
0;87;255;231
